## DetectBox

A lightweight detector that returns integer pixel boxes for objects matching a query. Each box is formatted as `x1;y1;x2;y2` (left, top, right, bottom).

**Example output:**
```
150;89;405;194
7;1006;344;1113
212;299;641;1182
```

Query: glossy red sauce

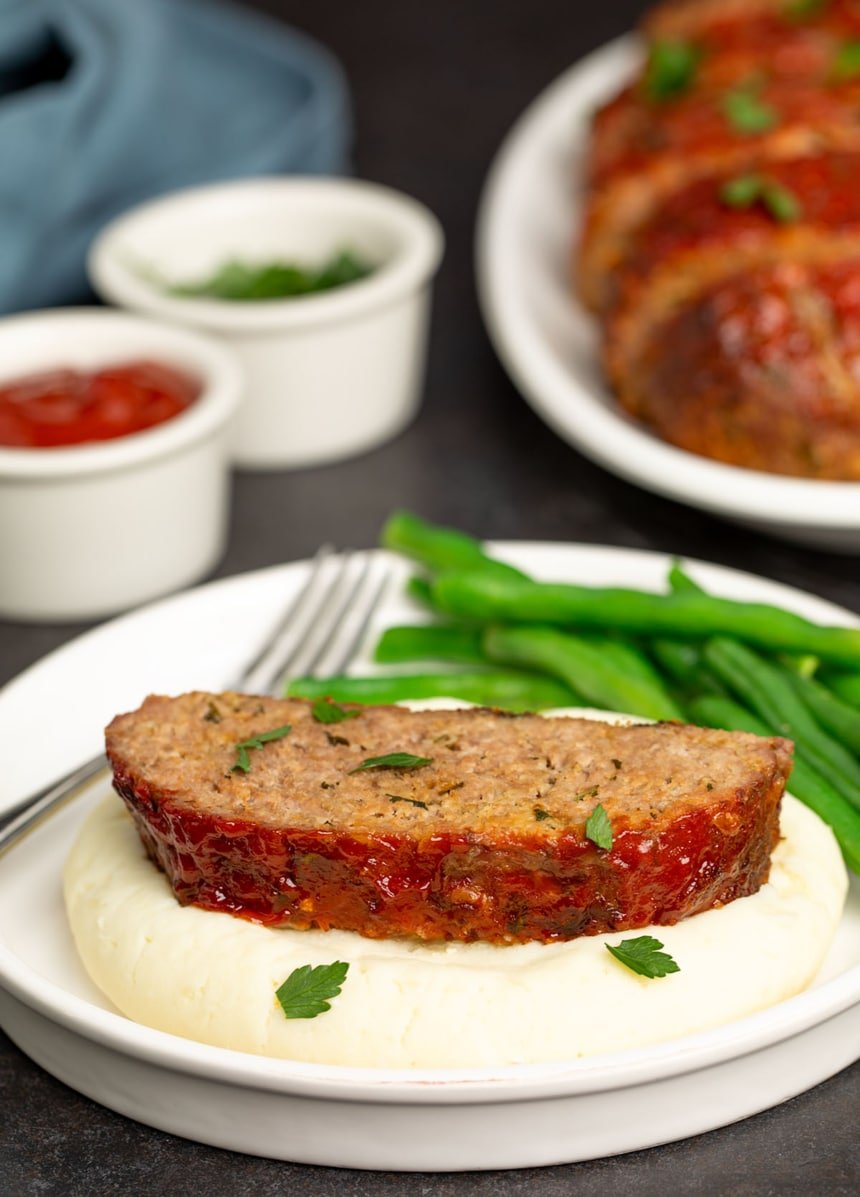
0;361;201;449
112;763;781;945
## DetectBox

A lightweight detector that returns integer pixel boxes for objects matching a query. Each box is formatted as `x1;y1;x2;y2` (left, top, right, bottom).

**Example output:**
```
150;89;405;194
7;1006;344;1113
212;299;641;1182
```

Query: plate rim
0;541;858;1104
475;35;860;528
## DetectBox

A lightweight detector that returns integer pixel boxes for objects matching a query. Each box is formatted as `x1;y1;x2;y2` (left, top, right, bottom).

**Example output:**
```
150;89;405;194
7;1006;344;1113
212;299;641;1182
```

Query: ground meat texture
579;83;860;312
106;693;792;945
628;259;860;478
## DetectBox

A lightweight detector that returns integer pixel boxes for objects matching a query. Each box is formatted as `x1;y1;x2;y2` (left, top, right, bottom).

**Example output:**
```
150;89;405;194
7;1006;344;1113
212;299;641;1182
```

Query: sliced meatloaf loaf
106;692;792;944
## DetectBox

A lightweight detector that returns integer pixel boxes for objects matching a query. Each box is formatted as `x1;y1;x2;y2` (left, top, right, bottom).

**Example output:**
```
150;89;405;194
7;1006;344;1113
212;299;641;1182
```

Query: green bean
595;637;687;707
430;572;860;666
703;638;860;810
381;511;526;581
285;670;577;712
778;653;820;679
649;639;728;697
483;625;683;722
667;561;702;594
686;694;772;738
780;669;860;756
374;624;487;667
406;576;436;608
671;567;823;681
688;695;860;874
825;671;860;710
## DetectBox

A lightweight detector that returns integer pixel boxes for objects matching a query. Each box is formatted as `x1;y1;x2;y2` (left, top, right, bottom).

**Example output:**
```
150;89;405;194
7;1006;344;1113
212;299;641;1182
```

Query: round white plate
0;543;858;1170
476;38;860;552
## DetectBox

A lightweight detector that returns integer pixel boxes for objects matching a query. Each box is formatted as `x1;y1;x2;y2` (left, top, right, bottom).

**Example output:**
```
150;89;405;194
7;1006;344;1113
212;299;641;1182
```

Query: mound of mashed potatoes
65;781;847;1067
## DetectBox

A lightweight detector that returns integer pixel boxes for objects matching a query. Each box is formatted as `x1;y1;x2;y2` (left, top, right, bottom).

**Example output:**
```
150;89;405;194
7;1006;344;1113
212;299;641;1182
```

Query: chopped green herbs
585;803;613;850
606;936;680;979
311;697;360;725
643;40;700;101
533;805;551;822
275;961;349;1019
231;723;292;773
349;752;433;774
169;250;372;301
831;41;860;81
722;85;778;135
719;174;803;222
387;793;429;810
784;0;829;22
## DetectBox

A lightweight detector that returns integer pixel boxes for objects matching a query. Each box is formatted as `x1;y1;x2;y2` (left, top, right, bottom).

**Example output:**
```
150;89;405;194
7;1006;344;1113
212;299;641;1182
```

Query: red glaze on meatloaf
106;693;792;945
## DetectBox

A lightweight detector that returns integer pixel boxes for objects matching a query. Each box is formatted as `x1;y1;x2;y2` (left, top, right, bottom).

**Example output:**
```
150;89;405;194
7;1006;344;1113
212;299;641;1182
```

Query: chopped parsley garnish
169;251;372;301
722;85;778;135
534;806;551;822
349;752;433;774
231;723;292;773
312;697;360;725
643;40;700;101
275;961;349;1019
387;793;429;810
719;174;803;222
606;936;680;979
831;41;860;81
585;803;613;850
784;0;828;21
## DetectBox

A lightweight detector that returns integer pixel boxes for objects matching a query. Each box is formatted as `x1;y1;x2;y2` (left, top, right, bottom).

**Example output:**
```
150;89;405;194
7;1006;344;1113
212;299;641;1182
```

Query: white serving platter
0;542;857;1170
476;37;860;551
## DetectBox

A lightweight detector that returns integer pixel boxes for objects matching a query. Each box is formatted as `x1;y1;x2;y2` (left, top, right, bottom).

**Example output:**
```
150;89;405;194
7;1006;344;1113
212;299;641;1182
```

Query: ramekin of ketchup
0;309;241;621
0;361;201;449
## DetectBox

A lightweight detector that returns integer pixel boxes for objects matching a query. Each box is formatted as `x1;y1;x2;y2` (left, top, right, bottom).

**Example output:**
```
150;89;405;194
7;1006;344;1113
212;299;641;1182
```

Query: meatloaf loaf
577;0;860;477
106;692;791;945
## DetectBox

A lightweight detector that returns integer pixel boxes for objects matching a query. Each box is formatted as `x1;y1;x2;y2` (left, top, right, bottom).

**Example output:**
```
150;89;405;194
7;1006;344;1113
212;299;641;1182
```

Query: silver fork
0;548;392;854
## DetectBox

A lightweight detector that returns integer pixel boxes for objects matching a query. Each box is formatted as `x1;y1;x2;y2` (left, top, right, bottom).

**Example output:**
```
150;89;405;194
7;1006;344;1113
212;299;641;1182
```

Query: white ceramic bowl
88;177;445;470
476;36;860;552
0;309;241;622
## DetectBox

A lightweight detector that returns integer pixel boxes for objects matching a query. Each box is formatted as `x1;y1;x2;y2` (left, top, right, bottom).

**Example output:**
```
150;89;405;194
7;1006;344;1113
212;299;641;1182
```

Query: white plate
476;38;860;552
0;543;858;1170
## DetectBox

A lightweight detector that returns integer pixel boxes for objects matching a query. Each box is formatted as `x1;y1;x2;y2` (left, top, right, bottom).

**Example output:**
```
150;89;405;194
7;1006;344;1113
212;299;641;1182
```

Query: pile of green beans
285;511;860;872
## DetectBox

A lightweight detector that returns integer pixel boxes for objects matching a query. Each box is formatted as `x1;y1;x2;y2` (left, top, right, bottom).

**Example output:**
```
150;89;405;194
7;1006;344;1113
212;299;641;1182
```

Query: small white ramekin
0;309;241;622
88;177;445;470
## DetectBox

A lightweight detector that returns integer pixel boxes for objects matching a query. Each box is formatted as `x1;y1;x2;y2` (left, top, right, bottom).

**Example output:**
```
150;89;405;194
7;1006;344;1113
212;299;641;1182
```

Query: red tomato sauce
0;361;202;449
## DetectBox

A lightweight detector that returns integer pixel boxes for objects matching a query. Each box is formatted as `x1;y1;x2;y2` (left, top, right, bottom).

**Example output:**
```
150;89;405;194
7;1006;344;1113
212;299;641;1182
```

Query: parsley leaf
585;803;613;850
349;752;433;774
719;174;803;222
831;40;860;81
311;697;360;725
170;251;372;301
231;723;292;773
722;86;778;135
275;961;349;1019
606;936;680;979
784;0;828;22
761;181;803;222
643;40;700;101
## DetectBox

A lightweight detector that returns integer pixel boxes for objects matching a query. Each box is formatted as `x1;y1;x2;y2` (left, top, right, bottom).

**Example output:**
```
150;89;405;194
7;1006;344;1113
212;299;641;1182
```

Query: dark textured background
1;1;857;1192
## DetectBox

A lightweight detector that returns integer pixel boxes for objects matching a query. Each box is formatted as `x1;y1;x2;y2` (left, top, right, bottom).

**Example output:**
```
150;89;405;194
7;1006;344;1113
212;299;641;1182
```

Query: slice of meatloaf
106;692;792;944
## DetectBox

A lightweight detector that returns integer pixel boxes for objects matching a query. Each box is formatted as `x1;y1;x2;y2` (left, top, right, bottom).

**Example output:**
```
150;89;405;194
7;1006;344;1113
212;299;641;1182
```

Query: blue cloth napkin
0;0;351;313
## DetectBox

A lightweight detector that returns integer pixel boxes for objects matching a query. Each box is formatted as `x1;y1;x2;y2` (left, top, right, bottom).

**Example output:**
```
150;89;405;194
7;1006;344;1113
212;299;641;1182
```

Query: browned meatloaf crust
106;692;792;945
576;0;860;478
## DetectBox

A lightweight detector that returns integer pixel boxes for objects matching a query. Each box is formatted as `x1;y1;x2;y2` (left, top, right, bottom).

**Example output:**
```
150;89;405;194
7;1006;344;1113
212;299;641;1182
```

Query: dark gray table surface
1;1;857;1192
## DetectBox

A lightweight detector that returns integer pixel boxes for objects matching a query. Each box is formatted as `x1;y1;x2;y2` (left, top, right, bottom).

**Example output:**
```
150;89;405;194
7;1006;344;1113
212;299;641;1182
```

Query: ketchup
0;361;202;449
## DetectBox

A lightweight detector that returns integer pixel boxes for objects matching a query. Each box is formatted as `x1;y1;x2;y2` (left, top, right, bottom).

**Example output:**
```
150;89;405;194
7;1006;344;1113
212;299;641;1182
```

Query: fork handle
0;754;107;855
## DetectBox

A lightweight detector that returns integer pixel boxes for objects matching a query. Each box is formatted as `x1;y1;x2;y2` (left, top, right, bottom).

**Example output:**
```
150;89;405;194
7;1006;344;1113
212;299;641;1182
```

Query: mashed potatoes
65;789;846;1068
